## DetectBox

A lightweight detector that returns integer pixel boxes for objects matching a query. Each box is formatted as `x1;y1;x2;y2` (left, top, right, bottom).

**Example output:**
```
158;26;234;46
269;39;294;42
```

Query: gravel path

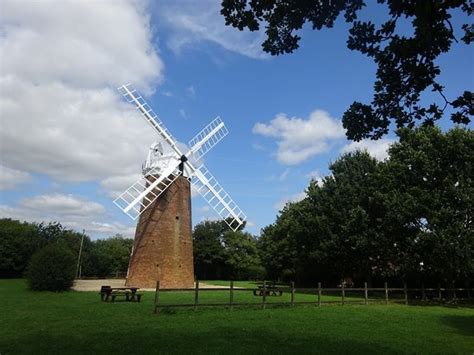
72;279;231;291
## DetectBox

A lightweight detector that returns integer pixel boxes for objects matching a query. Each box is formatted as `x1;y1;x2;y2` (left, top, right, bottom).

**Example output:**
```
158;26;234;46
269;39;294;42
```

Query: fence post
421;282;426;302
154;280;160;314
194;280;199;311
384;282;389;305
341;282;345;305
438;283;442;304
404;281;408;305
291;281;295;307
230;281;234;311
318;282;321;307
262;280;267;309
364;282;368;305
467;281;471;300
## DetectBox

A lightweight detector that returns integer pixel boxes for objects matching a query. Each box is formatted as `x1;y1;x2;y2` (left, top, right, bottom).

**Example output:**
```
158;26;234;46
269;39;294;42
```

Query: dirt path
72;279;232;291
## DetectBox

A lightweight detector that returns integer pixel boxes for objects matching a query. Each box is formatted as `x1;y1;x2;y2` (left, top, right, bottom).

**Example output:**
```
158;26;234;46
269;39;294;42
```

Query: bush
26;243;76;291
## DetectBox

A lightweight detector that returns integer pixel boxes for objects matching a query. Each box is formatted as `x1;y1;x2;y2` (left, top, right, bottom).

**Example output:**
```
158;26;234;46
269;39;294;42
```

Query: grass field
1;279;473;354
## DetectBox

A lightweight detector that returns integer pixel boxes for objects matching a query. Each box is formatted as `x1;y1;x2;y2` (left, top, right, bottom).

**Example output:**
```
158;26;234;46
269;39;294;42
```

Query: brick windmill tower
113;84;246;289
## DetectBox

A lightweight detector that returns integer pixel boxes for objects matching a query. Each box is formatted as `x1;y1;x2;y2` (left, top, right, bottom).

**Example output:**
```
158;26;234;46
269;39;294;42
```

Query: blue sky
0;1;472;238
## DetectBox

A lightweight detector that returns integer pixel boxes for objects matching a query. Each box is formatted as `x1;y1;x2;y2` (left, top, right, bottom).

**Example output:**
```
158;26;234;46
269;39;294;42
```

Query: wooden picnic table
100;286;143;302
253;283;283;297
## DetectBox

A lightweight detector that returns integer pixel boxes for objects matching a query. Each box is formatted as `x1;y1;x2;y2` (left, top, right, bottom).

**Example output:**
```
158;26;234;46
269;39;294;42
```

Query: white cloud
278;169;291;181
191;185;200;198
197;205;210;213
252;143;266;151
341;139;395;161
0;193;134;237
253;110;345;165
274;192;307;211
179;108;188;119
0;165;32;190
199;215;221;223
20;193;105;217
87;222;135;238
157;0;267;59
186;85;196;98
0;0;162;93
305;170;324;186
0;0;163;194
100;173;143;198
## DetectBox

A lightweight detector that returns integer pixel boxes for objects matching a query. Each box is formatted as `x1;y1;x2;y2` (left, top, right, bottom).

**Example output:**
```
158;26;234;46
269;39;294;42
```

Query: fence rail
153;281;473;313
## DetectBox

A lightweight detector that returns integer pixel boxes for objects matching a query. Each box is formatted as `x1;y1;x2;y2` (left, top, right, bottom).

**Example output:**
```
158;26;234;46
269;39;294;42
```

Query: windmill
113;84;246;288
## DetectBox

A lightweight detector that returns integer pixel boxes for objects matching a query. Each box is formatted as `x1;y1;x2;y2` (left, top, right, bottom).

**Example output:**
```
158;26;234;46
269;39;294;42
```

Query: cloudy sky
0;0;471;238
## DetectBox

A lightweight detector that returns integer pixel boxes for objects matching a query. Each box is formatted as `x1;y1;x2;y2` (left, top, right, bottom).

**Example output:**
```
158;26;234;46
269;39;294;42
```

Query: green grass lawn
1;279;473;354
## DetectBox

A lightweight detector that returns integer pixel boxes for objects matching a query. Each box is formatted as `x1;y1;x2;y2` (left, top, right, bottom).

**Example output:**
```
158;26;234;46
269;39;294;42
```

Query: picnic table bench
253;283;283;297
100;286;143;302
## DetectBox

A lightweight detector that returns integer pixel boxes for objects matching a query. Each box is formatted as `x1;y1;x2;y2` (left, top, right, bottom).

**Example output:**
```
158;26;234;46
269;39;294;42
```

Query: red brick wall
125;176;195;289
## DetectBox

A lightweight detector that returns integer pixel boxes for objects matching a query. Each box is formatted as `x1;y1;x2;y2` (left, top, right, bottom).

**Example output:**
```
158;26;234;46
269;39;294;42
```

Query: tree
222;230;264;279
91;236;133;277
380;126;474;283
306;152;394;282
258;152;390;285
221;1;473;140
193;220;263;280
193;220;228;279
25;243;76;291
0;219;40;277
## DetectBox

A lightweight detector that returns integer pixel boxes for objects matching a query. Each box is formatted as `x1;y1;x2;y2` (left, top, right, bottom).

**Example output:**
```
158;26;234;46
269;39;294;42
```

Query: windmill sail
118;84;183;156
192;165;246;231
188;117;228;161
114;163;182;220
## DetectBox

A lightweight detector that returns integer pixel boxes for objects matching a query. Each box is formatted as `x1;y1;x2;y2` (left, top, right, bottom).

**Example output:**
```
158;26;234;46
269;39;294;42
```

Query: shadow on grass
439;315;474;336
0;327;400;354
406;301;474;309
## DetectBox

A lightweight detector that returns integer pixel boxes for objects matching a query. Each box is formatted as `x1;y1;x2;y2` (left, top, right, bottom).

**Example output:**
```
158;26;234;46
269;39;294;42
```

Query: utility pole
76;229;85;279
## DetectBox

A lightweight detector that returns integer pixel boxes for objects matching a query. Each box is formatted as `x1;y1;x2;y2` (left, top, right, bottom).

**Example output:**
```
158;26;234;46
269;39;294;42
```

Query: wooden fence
153;281;473;313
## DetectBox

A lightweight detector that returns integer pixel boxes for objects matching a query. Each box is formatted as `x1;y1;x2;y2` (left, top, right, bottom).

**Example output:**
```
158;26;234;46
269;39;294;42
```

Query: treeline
0;220;133;278
259;127;473;286
193;127;473;286
1;127;472;286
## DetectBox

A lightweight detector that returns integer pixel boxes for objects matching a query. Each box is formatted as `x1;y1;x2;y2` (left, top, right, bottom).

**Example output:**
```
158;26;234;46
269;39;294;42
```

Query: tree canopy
221;0;473;140
193;220;264;280
258;126;473;285
0;220;132;278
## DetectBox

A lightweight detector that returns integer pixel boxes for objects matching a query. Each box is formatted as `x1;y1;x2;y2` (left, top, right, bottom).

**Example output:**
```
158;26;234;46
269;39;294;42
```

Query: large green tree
90;236;133;277
193;220;228;279
221;0;473;140
259;152;389;285
0;219;40;277
193;220;263;280
380;126;474;283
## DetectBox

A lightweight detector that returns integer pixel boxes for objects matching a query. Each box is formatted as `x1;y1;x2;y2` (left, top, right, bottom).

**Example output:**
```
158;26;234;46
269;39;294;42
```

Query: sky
0;0;472;238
